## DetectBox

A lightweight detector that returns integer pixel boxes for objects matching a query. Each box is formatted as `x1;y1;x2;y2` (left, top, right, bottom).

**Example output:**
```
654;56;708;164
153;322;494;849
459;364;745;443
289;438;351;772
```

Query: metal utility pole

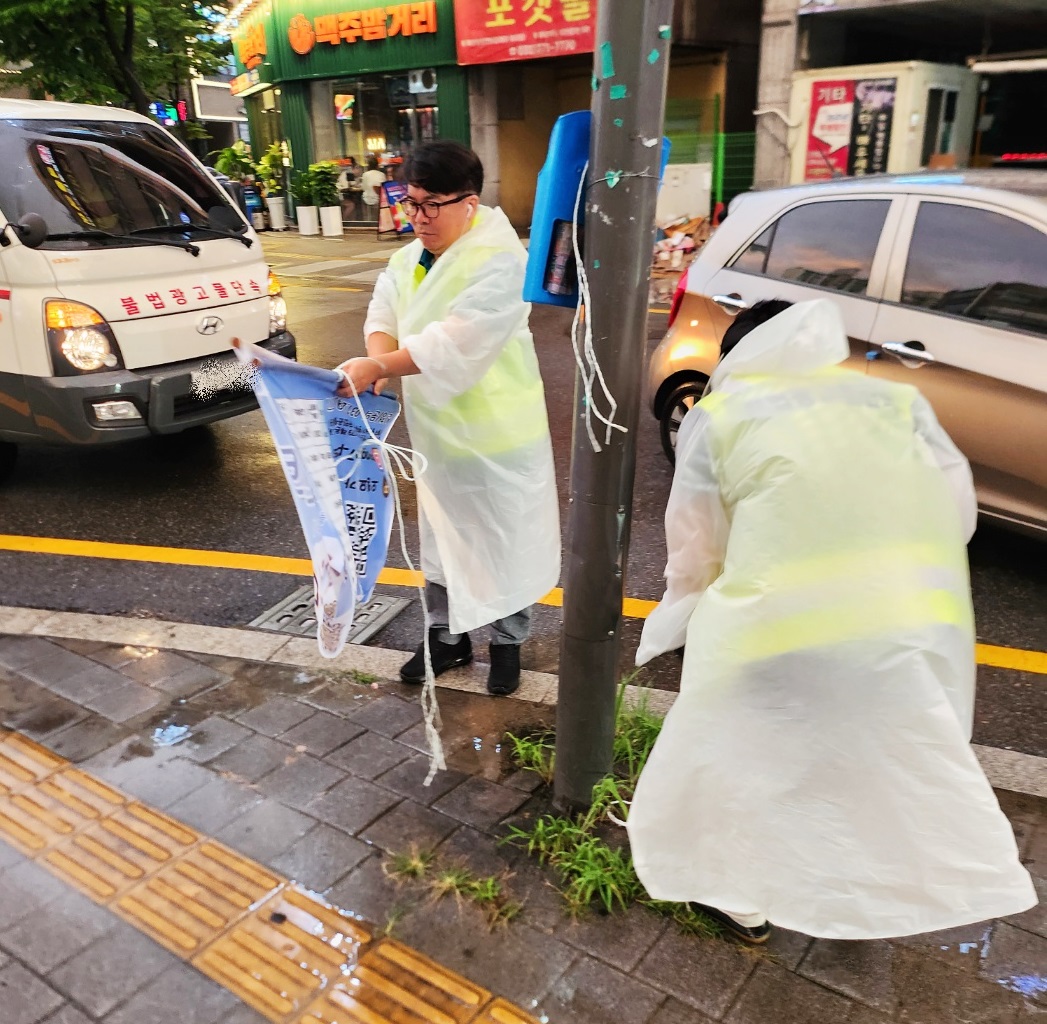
554;0;675;810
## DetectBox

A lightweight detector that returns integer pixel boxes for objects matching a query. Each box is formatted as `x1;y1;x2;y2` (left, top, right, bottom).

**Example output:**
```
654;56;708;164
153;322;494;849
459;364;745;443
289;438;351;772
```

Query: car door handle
712;293;748;313
882;341;936;363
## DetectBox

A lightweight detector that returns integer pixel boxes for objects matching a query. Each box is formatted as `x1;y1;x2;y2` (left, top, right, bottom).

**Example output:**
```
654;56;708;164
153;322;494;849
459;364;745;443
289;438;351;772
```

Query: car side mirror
4;212;48;249
208;203;248;233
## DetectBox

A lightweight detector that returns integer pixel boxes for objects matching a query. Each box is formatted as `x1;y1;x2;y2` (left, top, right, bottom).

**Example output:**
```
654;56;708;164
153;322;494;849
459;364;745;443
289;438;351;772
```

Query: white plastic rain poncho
364;206;560;634
628;299;1036;940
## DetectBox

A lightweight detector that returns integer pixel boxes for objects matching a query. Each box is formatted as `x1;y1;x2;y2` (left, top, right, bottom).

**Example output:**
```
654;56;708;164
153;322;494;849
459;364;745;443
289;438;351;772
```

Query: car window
902;201;1047;338
731;200;890;295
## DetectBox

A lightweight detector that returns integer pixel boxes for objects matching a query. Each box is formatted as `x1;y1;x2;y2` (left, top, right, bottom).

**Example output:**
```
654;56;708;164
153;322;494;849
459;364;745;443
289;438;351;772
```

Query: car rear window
732;199;890;296
902;201;1047;337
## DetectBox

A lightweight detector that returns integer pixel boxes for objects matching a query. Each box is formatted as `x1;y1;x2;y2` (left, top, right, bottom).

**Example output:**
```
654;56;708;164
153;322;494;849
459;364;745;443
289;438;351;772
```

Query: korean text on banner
234;342;401;658
453;0;597;66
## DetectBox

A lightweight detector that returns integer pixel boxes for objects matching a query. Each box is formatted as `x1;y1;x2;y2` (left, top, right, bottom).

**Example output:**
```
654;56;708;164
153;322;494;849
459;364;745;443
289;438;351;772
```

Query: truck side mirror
208;204;248;234
3;212;48;249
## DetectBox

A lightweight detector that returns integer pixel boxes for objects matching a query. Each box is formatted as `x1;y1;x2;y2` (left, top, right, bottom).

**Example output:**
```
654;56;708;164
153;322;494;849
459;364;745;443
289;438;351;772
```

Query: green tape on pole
600;41;616;79
647;49;660;63
610;85;628;100
614;118;624;127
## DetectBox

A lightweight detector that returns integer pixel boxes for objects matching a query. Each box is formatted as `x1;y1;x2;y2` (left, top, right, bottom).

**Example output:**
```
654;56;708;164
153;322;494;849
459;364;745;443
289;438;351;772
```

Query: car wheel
0;442;17;483
659;379;707;464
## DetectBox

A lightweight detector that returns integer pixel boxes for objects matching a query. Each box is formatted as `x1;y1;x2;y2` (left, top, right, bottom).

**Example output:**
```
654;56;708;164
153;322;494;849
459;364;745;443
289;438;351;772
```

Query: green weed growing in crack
384;846;435;882
346;668;379;686
503;678;729;931
427;864;521;928
504;730;555;785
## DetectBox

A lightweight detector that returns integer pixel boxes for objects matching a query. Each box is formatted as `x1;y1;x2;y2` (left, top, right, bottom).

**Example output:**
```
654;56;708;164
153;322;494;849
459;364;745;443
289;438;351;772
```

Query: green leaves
0;0;230;115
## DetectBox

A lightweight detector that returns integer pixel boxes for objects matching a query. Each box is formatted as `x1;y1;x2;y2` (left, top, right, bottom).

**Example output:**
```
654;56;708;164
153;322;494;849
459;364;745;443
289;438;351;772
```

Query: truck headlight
45;300;123;375
268;272;287;336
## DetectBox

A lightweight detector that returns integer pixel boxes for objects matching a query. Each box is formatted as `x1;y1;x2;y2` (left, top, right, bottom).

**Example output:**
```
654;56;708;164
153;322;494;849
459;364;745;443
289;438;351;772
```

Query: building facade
229;0;762;227
755;0;1047;189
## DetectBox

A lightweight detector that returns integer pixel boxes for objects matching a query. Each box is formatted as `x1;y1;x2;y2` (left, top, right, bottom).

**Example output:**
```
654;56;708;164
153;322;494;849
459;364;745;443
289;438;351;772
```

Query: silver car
647;170;1047;537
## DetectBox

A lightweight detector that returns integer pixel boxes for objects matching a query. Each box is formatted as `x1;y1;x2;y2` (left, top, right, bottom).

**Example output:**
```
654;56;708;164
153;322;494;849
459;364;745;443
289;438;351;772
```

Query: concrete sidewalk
0;619;1045;1024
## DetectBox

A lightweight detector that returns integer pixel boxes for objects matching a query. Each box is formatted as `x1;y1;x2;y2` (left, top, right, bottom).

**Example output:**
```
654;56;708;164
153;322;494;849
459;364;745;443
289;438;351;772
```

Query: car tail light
667;270;689;328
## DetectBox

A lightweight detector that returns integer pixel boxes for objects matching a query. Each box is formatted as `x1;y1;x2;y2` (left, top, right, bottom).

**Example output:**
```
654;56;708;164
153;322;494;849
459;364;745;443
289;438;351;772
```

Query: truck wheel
0;442;17;482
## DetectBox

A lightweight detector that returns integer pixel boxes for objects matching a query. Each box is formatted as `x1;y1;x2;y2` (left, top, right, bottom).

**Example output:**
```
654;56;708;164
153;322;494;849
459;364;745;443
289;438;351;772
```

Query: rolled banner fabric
235;341;400;658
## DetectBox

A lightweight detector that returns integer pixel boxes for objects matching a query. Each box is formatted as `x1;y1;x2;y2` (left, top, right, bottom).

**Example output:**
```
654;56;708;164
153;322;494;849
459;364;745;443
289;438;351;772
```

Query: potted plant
310;161;343;238
255;143;287;231
289;170;319;236
211;140;254;181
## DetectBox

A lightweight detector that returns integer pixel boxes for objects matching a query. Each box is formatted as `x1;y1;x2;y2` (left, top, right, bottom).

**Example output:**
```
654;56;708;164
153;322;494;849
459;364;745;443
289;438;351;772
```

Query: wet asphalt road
0;231;1044;757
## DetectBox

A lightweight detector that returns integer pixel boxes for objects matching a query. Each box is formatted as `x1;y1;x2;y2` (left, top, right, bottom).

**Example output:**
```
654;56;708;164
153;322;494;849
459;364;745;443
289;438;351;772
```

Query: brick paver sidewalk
0;630;1044;1024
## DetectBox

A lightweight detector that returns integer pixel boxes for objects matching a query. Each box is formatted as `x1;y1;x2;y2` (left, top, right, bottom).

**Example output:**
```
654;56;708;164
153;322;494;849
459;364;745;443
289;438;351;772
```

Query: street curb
1;605;1044;799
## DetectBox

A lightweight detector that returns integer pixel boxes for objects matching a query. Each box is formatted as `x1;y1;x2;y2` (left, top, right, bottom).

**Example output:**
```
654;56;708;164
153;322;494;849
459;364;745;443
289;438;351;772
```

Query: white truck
0;100;295;480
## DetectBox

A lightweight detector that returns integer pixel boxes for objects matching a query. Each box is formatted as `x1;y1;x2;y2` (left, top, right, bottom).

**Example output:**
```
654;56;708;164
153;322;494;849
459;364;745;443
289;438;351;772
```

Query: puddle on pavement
424;689;554;781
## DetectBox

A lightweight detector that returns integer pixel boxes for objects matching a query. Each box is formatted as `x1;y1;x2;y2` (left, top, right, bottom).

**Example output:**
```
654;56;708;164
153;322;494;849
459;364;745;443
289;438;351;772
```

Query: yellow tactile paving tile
194;885;373;1022
116;841;284;958
0;771;123;857
298;939;490;1024
474;1000;545;1024
43;801;200;901
0;730;66;796
0;730;545;1024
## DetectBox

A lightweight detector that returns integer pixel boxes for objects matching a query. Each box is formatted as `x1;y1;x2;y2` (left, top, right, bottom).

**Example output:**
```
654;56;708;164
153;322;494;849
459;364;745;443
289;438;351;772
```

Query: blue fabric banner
236;342;400;658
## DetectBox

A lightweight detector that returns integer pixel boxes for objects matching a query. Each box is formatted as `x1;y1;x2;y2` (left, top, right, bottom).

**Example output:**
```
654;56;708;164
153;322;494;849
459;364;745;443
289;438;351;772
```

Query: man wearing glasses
337;141;560;696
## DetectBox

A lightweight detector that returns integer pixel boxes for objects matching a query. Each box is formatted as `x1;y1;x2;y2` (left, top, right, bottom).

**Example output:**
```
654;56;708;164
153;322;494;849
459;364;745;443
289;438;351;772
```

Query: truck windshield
0;118;236;250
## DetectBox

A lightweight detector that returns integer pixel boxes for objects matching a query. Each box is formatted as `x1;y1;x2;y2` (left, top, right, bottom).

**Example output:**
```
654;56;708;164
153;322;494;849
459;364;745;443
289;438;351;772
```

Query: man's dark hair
366;155;379;171
402;141;483;196
719;299;793;361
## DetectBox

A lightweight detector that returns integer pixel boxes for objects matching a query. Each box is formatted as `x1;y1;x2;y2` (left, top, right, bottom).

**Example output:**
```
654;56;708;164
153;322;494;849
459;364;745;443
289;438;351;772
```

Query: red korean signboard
805;79;854;181
453;0;597;66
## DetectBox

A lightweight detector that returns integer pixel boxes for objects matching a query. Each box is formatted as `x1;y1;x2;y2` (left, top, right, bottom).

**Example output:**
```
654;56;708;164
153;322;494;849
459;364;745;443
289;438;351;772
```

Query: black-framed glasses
401;193;476;219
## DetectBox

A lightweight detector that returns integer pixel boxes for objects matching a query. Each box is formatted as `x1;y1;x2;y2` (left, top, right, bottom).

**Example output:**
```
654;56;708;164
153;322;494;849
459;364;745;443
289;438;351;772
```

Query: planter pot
320;205;344;237
296;205;319;236
266;196;287;231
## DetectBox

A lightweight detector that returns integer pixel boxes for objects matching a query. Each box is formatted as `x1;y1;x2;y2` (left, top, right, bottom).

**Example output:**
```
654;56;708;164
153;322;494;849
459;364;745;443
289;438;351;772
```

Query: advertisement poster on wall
806;77;897;181
454;0;597;65
805;79;855;180
848;77;896;176
378;180;414;235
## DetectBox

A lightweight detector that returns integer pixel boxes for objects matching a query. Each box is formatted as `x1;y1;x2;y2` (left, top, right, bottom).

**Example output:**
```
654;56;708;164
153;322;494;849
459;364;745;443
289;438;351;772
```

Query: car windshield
0;118;233;250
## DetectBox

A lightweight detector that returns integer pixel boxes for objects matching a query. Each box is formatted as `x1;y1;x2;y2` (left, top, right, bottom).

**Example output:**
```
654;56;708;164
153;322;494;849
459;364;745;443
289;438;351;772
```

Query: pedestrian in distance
628;298;1036;943
336;141;560;696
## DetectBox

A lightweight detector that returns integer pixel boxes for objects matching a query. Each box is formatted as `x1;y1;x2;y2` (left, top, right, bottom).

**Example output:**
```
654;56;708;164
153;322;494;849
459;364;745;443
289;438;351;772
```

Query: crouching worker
628;298;1035;942
337;141;560;696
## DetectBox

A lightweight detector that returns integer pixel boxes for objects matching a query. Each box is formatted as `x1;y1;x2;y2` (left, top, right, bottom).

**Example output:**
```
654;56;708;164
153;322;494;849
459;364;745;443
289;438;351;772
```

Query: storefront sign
805;79;854;180
236;19;269;69
287;1;438;55
848;77;895;176
454;0;597;65
805;77;896;181
231;69;262;95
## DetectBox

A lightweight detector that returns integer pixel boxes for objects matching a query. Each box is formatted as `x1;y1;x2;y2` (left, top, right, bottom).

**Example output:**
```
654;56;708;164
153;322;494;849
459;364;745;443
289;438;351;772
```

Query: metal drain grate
249;585;410;645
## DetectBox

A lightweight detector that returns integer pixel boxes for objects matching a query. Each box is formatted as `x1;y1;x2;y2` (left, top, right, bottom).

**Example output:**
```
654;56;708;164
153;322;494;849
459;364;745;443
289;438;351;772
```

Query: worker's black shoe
487;643;521;696
400;629;472;683
688;902;771;944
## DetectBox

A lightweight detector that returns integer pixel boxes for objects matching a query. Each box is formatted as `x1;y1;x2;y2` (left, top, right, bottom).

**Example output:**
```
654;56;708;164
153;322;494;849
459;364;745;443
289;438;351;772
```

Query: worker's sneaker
487;643;521;696
688;903;771;944
400;629;472;683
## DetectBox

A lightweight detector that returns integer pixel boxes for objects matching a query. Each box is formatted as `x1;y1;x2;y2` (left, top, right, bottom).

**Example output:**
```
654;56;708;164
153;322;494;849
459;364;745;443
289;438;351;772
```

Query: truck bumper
1;332;296;445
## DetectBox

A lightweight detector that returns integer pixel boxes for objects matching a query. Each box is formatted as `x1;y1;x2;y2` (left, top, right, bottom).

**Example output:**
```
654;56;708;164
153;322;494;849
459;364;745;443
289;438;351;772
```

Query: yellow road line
0;534;1042;671
0;729;540;1024
976;643;1047;675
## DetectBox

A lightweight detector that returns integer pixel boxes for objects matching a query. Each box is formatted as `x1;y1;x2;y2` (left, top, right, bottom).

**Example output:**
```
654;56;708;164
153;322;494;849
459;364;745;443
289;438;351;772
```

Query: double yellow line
0;533;1042;674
